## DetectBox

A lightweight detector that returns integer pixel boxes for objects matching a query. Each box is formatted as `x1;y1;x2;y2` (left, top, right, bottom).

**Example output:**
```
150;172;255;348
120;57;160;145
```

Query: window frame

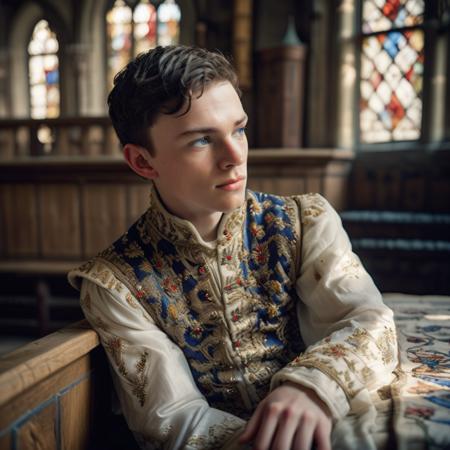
355;0;447;152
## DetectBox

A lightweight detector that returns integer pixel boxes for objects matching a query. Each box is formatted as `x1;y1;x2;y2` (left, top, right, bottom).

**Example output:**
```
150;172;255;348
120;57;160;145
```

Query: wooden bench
0;320;138;450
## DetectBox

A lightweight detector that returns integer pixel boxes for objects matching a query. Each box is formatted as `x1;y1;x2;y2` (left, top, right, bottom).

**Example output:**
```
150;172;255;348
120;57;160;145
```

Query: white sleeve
271;194;398;420
80;277;247;450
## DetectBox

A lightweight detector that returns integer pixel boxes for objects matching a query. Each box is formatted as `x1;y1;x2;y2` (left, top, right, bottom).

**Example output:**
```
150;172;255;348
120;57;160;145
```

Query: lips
216;176;246;188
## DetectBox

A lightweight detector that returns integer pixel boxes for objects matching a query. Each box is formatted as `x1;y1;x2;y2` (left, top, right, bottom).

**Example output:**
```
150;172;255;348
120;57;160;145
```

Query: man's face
148;81;248;223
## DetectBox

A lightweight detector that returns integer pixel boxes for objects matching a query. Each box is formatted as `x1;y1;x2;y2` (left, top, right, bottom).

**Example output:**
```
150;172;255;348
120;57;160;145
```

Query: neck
152;186;223;242
191;212;223;242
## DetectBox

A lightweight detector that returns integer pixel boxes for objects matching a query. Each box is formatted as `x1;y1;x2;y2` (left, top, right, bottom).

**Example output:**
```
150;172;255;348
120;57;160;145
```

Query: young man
69;46;397;450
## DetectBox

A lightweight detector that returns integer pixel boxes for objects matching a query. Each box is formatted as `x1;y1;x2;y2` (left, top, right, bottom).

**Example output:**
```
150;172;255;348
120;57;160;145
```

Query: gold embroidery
345;328;373;358
125;292;139;308
291;357;358;400
185;418;243;449
124;242;145;259
93;315;108;332
376;326;397;365
300;194;326;225
104;337;128;377
104;337;150;406
74;189;304;416
131;351;149;407
139;260;153;273
168;304;178;320
341;254;362;279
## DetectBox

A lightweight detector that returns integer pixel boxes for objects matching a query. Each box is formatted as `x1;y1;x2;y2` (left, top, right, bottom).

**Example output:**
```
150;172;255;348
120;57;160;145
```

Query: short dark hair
107;45;240;153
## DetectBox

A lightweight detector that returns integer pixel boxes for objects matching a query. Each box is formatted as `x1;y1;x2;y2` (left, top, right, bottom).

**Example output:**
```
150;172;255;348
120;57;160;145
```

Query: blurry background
0;0;449;350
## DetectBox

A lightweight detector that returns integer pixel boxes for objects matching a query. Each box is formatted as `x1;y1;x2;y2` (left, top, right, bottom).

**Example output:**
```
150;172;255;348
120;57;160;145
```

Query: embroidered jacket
68;188;398;449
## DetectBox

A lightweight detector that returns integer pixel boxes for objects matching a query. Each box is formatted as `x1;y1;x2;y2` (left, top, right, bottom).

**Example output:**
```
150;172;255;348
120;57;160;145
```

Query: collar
143;184;246;252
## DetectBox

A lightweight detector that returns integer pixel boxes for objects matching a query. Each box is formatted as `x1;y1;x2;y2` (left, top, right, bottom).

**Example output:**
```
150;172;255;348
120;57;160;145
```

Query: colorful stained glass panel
363;0;424;33
28;20;60;119
107;0;133;88
360;29;424;143
157;0;181;47
107;0;181;87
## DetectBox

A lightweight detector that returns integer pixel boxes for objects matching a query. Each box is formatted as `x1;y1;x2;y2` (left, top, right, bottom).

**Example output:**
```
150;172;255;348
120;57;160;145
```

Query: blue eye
235;127;247;136
191;136;211;147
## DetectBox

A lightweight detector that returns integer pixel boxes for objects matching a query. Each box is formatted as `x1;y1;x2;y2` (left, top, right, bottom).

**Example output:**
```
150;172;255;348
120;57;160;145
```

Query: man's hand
238;382;332;450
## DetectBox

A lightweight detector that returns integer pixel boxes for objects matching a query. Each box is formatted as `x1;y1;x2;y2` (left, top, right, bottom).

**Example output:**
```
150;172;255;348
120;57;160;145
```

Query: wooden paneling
39;184;81;258
304;175;321;194
60;377;92;450
348;150;450;213
0;150;354;263
0;184;38;257
128;183;151;224
16;401;57;450
82;184;127;256
323;175;348;211
402;170;426;211
0;322;102;450
0;432;11;450
430;174;450;212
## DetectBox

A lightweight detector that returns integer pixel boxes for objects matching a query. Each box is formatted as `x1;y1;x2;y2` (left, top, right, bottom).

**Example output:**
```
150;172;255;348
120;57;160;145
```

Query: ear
123;144;159;180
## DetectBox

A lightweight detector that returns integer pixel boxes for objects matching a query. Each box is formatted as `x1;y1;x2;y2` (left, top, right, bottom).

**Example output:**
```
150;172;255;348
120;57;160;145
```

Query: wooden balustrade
0;118;121;158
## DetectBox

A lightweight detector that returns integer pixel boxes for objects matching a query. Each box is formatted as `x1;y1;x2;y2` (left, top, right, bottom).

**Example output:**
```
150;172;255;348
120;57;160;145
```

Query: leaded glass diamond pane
362;0;424;33
360;29;424;143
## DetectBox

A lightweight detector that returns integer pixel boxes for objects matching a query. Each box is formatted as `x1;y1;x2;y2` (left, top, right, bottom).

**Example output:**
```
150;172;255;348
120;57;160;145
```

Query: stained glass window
157;0;181;47
360;0;425;143
28;20;60;119
106;0;180;88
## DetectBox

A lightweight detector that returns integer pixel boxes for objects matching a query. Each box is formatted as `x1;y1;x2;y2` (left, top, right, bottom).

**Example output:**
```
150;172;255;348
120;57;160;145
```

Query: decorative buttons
136;284;145;299
191;326;203;337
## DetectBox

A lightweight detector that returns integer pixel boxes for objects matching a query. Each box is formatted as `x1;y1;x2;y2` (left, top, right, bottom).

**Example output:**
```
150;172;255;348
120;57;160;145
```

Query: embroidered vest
82;190;305;417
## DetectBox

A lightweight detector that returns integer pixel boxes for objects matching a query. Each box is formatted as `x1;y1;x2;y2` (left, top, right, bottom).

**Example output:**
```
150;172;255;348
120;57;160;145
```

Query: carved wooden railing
0;117;121;158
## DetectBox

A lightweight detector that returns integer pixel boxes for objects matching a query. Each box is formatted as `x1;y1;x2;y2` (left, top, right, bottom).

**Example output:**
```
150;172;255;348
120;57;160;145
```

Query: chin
219;193;246;212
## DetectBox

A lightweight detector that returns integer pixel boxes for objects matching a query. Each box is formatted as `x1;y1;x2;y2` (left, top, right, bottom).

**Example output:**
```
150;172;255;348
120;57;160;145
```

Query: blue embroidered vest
86;189;305;418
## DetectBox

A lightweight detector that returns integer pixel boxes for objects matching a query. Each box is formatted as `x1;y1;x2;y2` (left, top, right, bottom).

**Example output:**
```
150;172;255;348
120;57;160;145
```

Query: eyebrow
176;114;248;139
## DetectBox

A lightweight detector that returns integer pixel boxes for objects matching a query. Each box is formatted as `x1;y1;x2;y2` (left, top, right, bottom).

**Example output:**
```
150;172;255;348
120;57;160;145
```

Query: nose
218;137;246;170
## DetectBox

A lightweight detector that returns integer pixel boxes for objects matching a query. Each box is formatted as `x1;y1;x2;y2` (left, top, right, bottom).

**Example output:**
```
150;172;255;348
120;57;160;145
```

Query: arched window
28;19;60;118
359;0;425;144
106;0;181;87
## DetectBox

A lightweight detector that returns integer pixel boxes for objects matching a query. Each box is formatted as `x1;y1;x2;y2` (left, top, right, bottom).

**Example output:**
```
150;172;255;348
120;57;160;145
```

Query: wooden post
256;44;307;147
232;0;253;91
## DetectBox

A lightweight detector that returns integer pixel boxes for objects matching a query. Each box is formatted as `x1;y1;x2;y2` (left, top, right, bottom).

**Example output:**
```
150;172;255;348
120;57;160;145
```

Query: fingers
240;385;333;450
239;402;263;443
290;414;331;450
252;402;284;450
270;407;300;450
313;418;332;450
